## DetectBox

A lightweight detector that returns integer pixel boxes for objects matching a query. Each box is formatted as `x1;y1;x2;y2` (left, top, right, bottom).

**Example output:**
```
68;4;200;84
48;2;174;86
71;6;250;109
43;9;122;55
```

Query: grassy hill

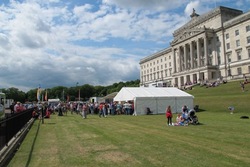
7;81;250;167
186;80;250;114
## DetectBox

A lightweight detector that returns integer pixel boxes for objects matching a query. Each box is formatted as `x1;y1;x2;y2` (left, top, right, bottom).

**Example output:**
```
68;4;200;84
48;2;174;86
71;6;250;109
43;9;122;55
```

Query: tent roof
114;87;194;101
102;92;118;99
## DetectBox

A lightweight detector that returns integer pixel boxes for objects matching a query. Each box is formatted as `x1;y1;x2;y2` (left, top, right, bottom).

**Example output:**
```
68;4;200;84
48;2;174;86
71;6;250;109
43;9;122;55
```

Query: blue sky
0;0;249;92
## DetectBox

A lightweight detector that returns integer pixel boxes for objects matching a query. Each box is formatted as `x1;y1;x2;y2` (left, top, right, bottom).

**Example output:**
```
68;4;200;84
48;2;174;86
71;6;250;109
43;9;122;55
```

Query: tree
1;79;140;102
2;87;27;103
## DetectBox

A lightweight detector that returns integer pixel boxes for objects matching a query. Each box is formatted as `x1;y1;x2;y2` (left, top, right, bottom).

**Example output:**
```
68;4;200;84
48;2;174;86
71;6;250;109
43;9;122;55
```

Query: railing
0;108;34;150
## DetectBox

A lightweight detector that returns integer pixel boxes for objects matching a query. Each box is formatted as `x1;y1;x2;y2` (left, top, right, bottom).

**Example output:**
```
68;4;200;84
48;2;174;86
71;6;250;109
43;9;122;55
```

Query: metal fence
0;108;34;150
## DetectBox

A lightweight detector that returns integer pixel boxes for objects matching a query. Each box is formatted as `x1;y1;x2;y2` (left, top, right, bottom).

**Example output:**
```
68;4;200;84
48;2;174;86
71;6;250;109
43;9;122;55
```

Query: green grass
8;81;250;167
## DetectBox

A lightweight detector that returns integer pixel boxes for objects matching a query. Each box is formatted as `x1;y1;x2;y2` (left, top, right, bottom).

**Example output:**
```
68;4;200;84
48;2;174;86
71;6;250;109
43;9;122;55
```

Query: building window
235;30;239;36
236;40;240;47
248;66;250;73
165;70;167;77
209;49;212;55
218;55;221;65
226;33;229;39
150;68;152;72
157;60;159;64
237;51;242;60
226;43;230;50
208;39;211;45
247;36;250;44
248;48;250;58
228;69;232;76
169;55;171;59
161;59;162;62
150;63;152;66
157;66;159;70
165;64;167;68
246;25;250;32
161;65;163;69
169;62;171;67
227;53;231;63
237;67;242;75
169;69;172;75
216;36;220;42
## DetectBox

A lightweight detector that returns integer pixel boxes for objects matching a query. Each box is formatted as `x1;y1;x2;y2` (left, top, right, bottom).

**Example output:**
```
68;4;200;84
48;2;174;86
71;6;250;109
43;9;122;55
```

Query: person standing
82;103;87;119
10;102;15;114
166;105;173;126
240;81;245;92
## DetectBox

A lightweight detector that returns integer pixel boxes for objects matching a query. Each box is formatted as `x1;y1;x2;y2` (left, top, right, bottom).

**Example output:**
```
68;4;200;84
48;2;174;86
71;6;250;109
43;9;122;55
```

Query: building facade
139;6;250;88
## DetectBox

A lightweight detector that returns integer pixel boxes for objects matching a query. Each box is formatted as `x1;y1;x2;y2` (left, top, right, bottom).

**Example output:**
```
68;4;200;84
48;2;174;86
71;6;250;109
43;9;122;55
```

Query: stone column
173;48;177;73
184;44;187;70
178;46;182;72
190;41;194;69
178;77;182;88
204;35;208;66
197;38;201;67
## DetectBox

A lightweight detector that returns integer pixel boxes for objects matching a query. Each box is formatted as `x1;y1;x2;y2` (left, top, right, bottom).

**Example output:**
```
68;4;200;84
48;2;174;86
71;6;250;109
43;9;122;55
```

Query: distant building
140;6;250;88
89;97;101;103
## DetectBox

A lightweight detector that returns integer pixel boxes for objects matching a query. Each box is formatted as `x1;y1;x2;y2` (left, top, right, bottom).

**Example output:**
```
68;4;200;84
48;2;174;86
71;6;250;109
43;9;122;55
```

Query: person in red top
99;103;103;117
15;102;22;113
166;105;173;126
44;108;51;118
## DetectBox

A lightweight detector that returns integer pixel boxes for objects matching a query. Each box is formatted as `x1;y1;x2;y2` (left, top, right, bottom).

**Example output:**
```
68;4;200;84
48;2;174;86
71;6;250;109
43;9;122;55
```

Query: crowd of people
33;101;137;119
9;101;33;114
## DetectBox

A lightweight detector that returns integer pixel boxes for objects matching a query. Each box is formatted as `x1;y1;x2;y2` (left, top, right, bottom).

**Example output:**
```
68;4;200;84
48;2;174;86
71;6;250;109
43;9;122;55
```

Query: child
166;106;173;126
174;114;182;126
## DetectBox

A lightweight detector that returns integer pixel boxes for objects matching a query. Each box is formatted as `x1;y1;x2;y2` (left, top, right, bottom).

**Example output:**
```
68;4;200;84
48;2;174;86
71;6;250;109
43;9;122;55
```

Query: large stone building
139;6;250;88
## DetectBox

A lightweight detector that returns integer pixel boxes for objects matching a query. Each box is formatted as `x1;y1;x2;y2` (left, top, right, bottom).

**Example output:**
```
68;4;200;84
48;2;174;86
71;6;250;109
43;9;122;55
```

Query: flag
37;85;41;102
45;89;48;101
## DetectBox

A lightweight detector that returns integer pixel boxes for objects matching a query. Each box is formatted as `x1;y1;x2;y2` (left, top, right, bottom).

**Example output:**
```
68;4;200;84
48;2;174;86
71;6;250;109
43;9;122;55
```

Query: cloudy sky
0;0;249;92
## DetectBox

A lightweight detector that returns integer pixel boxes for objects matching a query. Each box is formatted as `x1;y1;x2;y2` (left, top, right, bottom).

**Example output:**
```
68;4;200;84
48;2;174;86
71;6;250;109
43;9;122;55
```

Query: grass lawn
8;81;250;167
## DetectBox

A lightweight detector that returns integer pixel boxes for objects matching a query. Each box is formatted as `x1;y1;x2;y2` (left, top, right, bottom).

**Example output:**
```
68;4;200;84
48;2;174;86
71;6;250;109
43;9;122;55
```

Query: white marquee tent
113;87;194;115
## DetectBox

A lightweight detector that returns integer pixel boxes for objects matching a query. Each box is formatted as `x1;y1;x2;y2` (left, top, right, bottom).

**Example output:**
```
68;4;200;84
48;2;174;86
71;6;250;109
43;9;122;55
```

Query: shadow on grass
45;122;56;125
25;119;41;167
196;108;206;112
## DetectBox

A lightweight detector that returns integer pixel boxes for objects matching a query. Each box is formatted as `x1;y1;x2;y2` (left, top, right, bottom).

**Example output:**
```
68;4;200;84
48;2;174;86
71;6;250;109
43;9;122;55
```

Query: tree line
0;79;140;103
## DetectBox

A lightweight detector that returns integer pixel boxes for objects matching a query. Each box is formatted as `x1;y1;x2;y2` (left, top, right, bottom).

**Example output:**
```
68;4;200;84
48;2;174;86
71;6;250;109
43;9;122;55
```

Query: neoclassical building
139;6;250;88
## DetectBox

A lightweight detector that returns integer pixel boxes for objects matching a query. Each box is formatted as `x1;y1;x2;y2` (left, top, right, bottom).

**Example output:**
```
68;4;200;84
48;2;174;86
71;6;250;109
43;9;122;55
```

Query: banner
37;85;41;102
45;89;48;101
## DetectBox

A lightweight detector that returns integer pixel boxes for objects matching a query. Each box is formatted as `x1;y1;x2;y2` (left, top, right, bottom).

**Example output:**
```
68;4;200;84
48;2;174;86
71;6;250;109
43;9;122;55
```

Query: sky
0;0;250;92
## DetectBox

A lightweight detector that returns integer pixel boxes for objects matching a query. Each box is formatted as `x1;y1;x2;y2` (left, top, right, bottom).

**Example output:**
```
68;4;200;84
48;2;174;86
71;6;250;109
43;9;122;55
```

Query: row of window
142;69;173;82
141;56;172;69
225;25;250;39
226;36;250;50
142;62;172;75
228;66;250;76
227;48;250;62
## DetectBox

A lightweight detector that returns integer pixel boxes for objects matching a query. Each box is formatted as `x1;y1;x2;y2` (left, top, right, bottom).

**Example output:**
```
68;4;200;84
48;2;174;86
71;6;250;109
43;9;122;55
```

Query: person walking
166;105;173;126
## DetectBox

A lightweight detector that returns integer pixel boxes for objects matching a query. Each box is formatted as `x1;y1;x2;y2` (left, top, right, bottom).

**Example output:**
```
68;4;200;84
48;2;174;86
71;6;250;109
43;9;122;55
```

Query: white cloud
102;0;187;11
0;0;249;92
